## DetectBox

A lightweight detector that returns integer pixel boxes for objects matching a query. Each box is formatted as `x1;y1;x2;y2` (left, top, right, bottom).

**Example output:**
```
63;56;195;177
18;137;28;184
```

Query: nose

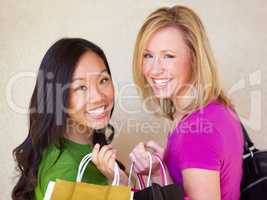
149;56;164;76
86;84;105;104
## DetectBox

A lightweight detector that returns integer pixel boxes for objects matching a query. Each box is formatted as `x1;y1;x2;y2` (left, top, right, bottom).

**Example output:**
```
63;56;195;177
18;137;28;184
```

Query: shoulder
38;144;79;178
175;101;237;134
185;101;231;122
36;145;78;197
168;102;229;152
166;102;242;171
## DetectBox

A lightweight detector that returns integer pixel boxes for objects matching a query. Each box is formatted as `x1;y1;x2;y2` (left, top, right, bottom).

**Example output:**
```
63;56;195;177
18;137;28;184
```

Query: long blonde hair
133;5;233;120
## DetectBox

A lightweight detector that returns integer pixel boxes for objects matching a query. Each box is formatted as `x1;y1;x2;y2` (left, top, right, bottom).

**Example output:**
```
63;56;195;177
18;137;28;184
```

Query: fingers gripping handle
128;152;168;189
76;153;120;185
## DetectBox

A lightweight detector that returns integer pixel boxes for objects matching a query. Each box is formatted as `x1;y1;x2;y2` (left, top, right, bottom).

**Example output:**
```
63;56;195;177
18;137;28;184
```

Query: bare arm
182;168;221;200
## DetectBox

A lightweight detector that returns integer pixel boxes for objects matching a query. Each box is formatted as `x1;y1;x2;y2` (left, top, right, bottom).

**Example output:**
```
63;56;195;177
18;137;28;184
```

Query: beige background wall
1;0;266;199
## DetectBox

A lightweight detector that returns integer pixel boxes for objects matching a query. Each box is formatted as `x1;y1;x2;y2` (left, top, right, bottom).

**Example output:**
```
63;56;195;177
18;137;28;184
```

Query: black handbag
240;123;267;200
133;182;184;200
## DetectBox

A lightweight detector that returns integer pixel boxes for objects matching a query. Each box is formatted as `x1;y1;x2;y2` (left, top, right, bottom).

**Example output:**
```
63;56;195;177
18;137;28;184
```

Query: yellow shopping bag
44;153;133;200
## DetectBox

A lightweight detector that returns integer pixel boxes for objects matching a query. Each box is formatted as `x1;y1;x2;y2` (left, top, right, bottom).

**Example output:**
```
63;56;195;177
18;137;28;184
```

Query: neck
171;86;194;121
64;120;93;145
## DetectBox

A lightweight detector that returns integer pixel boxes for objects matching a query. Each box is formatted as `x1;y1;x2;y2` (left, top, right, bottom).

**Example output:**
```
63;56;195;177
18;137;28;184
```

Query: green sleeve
35;164;78;200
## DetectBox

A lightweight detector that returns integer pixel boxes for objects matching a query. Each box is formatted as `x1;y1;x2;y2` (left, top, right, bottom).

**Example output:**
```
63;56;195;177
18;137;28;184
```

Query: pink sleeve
175;118;223;171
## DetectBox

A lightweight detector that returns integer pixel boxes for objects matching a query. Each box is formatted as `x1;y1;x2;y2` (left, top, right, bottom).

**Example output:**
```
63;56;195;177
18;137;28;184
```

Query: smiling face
142;26;192;99
68;51;114;130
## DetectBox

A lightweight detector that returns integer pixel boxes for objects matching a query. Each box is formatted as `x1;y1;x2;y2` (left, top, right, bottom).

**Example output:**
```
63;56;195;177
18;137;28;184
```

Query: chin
90;121;109;130
154;94;170;99
152;89;174;99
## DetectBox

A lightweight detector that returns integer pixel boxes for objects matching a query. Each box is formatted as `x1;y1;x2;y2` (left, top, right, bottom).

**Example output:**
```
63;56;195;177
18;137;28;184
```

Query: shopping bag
44;153;134;200
128;152;185;200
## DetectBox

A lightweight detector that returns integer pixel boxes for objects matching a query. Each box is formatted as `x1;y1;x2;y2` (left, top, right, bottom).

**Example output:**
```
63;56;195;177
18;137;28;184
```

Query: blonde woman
129;6;243;200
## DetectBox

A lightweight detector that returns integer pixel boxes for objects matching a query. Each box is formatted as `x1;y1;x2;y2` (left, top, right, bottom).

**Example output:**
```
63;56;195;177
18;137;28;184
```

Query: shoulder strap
240;123;257;154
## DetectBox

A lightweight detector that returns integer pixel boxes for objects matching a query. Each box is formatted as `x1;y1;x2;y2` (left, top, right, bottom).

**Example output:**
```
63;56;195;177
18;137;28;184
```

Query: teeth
87;106;105;115
152;79;170;86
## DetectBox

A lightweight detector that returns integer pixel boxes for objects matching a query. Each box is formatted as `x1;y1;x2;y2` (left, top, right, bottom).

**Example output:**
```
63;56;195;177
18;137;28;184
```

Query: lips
86;106;108;119
151;78;171;89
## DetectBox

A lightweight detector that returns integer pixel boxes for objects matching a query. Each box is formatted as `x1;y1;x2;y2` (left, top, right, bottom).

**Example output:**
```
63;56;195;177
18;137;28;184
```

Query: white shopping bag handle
153;154;168;186
76;153;120;185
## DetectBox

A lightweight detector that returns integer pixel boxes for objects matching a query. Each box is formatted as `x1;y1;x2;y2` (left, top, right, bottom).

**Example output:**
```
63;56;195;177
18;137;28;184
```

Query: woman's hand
92;143;116;182
129;141;164;176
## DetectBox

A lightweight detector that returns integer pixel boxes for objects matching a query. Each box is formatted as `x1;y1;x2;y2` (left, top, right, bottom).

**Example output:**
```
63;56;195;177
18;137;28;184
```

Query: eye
143;53;153;59
75;85;87;91
164;54;175;59
100;76;110;85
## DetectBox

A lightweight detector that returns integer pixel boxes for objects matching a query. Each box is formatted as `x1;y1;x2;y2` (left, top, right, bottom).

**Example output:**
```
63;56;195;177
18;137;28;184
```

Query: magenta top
164;101;243;200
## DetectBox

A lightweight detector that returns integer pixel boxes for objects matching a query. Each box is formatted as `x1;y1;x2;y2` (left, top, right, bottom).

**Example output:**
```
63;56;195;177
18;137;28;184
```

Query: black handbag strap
240;123;257;154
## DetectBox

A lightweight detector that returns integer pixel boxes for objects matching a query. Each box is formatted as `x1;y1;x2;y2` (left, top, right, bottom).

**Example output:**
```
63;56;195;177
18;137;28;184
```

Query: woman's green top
34;138;107;200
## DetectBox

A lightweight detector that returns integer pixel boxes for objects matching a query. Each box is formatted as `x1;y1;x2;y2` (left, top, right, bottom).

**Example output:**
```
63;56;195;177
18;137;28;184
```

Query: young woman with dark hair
12;38;128;200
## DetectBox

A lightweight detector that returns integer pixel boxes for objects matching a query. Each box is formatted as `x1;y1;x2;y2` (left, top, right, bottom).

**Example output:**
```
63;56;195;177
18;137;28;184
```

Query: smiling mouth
152;78;171;88
86;106;108;119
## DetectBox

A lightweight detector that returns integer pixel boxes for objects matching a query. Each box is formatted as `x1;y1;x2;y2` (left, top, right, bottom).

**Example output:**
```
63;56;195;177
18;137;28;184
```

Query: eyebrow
162;50;176;53
72;69;108;82
144;49;176;53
